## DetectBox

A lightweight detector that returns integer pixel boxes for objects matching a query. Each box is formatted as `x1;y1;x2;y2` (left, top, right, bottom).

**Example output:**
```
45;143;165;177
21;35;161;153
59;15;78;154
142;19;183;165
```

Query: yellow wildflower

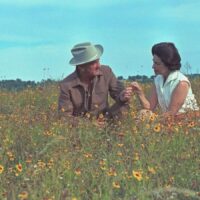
61;108;65;112
18;191;28;200
117;151;123;157
107;168;117;176
83;153;93;158
85;112;91;118
98;113;104;119
37;160;46;169
153;123;161;132
7;151;15;161
117;143;124;147
146;124;150;129
112;181;120;189
149;113;156;121
99;159;106;170
148;166;156;174
100;165;106;170
47;159;54;168
0;165;4;174
134;153;139;161
132;170;143;181
131;111;136;118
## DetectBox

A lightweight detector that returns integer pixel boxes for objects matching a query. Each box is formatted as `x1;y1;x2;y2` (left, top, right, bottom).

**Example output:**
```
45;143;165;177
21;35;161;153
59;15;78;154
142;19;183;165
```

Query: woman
132;42;199;120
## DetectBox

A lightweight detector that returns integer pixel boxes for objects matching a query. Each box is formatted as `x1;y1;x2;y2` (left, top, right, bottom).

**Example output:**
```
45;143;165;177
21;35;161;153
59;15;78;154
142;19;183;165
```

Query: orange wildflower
75;168;81;176
16;163;23;172
187;121;195;128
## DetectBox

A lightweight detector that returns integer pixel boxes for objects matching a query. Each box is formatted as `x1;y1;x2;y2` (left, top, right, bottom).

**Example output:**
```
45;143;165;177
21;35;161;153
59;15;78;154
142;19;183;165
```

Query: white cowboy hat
69;42;103;66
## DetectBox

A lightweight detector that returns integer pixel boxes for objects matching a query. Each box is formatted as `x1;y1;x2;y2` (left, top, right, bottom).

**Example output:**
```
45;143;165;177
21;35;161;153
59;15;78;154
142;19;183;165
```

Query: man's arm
107;68;132;103
58;83;74;117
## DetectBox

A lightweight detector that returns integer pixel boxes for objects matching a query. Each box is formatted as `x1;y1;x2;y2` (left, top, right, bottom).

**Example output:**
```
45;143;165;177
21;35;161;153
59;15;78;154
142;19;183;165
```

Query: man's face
84;59;100;78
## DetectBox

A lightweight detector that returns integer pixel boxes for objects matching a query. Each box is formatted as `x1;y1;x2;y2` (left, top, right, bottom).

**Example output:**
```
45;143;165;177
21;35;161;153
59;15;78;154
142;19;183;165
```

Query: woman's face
152;54;170;77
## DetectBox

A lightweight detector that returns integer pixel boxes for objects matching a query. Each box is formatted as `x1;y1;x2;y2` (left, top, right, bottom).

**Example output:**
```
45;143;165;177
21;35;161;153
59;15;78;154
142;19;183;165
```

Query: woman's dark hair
152;42;181;70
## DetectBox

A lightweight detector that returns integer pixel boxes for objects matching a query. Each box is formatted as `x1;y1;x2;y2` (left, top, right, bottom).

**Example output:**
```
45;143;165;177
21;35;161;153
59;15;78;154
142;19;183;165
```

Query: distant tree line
118;75;155;82
0;74;200;91
118;73;200;82
0;78;57;91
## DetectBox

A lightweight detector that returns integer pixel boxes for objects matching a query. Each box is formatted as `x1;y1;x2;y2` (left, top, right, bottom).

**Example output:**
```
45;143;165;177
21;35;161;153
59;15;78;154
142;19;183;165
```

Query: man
58;42;132;119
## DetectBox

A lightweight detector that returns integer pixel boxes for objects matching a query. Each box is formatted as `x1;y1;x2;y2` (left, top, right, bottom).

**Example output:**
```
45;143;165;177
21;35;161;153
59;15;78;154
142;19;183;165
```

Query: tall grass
0;80;199;200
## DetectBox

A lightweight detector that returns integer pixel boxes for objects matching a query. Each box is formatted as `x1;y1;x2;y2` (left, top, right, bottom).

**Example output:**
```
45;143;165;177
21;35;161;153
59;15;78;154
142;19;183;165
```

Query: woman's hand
131;81;143;95
131;81;152;110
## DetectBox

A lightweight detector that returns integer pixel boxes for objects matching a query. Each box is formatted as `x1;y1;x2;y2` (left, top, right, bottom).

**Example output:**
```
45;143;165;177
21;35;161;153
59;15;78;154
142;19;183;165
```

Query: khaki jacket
58;65;127;117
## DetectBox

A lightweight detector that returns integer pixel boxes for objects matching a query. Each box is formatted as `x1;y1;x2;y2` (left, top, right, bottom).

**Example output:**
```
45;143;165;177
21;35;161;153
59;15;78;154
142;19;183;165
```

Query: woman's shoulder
176;71;190;82
166;70;189;83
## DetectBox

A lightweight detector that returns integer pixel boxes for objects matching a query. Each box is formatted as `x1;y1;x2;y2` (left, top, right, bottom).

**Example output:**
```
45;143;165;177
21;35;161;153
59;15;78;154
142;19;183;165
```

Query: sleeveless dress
154;70;199;113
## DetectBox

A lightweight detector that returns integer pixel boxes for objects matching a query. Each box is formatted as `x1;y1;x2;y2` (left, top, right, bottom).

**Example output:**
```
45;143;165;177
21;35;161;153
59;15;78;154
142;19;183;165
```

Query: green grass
0;82;200;200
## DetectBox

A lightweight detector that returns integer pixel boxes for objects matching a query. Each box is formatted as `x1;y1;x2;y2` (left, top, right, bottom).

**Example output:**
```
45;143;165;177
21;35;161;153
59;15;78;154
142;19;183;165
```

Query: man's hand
119;86;133;102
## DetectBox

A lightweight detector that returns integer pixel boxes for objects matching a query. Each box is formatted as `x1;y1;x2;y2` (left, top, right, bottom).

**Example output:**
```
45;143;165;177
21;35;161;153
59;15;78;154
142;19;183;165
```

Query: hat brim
69;44;103;66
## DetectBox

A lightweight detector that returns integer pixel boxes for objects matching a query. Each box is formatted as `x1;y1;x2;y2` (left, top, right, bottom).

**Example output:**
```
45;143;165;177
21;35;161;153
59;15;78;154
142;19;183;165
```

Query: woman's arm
167;81;189;115
131;82;158;110
149;84;158;111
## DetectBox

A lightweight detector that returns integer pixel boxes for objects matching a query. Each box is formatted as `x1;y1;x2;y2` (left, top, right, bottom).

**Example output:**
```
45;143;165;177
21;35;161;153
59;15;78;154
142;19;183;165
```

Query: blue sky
0;0;200;81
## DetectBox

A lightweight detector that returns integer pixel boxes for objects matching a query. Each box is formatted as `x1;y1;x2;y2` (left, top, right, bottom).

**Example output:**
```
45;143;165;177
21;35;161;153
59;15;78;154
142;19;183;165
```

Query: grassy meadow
0;79;200;200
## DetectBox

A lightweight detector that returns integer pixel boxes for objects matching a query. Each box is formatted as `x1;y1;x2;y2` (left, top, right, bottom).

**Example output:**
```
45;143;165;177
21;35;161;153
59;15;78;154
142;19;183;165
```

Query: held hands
119;81;144;102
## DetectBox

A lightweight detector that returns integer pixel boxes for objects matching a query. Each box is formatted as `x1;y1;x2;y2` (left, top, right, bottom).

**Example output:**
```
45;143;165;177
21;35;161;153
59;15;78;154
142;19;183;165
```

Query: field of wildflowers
0;79;200;200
